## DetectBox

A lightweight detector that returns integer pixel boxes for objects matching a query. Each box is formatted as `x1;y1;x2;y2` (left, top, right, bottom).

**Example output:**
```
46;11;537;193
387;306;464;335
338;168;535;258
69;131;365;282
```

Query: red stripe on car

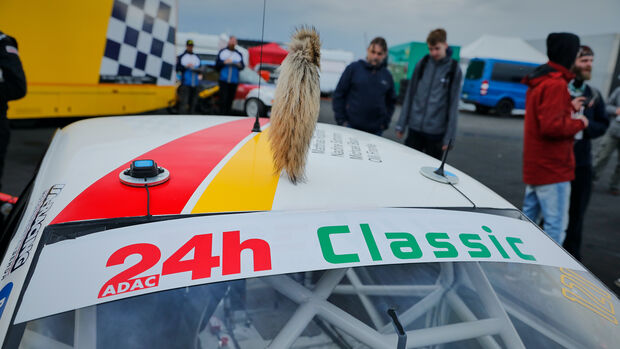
52;118;268;224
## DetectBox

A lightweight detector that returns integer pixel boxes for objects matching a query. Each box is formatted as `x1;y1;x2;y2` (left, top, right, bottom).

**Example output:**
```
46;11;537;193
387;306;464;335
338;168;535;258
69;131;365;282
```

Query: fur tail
268;27;321;184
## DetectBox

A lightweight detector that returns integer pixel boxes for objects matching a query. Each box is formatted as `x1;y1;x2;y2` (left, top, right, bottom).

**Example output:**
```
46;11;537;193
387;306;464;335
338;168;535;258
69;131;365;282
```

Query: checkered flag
99;0;177;85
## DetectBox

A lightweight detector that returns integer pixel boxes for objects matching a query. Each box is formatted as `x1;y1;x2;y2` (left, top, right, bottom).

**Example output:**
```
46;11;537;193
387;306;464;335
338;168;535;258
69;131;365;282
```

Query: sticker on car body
16;208;585;323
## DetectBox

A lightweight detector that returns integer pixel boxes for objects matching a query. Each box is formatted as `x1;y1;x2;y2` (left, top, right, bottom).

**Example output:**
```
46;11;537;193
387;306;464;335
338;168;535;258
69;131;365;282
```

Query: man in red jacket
522;32;589;244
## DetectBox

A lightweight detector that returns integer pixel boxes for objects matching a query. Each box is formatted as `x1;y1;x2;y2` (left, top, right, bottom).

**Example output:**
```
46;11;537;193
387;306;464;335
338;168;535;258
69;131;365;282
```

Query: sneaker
615;278;620;288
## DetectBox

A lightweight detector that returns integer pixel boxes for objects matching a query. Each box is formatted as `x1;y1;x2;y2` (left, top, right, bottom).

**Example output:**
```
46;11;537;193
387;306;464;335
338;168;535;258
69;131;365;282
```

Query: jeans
522;182;571;244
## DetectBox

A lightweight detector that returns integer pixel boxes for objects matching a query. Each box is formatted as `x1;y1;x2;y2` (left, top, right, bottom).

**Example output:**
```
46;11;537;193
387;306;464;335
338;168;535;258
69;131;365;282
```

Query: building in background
319;49;355;96
388;41;461;102
460;35;546;71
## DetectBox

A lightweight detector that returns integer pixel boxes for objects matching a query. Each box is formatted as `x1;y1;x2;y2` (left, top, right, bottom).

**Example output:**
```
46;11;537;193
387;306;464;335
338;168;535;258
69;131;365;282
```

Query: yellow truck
0;0;178;119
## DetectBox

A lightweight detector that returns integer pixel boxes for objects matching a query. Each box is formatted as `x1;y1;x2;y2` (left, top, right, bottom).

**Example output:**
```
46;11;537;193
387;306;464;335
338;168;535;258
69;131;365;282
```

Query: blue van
461;58;538;116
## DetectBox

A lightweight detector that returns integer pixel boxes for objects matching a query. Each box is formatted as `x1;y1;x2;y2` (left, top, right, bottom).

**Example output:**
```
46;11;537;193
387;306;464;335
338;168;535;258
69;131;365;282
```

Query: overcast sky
178;0;620;58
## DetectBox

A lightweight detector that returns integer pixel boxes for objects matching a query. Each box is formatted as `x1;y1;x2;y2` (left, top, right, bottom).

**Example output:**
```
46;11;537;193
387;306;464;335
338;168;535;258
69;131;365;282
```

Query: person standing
176;39;201;114
563;45;609;260
0;31;26;192
593;84;620;195
215;36;244;115
521;32;589;244
396;28;462;159
332;37;396;136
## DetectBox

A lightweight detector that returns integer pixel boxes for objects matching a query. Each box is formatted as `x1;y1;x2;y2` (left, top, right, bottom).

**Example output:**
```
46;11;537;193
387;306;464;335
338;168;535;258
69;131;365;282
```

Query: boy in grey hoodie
396;28;462;159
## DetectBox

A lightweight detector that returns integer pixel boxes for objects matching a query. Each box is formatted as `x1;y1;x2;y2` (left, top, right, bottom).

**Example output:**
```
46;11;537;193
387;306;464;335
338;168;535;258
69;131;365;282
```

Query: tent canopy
460;35;547;64
248;42;288;68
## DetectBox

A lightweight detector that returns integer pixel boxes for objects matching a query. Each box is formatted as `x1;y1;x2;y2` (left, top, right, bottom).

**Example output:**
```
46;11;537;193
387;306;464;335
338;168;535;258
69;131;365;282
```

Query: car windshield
239;68;268;85
12;262;618;349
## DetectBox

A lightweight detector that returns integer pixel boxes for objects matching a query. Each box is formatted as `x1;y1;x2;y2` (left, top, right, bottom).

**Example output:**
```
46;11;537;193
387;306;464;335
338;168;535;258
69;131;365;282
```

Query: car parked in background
461;58;538;116
232;68;275;118
178;63;275;118
254;63;281;84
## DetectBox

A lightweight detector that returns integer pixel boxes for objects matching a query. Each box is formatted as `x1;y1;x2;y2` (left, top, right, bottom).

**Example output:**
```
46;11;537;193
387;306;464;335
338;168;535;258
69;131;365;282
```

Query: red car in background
231;68;276;118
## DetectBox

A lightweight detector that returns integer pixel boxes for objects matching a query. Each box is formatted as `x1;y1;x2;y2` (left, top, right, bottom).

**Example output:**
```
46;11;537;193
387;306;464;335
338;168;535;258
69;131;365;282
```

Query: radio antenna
252;0;267;133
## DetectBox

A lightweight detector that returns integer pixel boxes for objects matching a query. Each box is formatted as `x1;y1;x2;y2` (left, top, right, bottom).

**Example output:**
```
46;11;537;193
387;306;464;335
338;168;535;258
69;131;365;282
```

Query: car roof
29;115;513;225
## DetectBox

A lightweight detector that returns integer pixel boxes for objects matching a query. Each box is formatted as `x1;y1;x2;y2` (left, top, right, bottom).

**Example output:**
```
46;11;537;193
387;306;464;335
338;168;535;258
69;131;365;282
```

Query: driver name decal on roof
310;129;382;162
16;208;584;323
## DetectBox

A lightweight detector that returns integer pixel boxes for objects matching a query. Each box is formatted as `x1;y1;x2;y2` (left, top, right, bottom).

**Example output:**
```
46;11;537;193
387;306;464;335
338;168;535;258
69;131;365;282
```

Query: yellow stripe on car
191;130;279;213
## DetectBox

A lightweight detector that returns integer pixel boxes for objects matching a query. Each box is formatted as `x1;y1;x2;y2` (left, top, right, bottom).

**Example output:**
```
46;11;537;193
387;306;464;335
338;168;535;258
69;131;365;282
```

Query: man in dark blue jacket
215;36;245;115
564;45;609;260
176;39;201;114
332;37;396;135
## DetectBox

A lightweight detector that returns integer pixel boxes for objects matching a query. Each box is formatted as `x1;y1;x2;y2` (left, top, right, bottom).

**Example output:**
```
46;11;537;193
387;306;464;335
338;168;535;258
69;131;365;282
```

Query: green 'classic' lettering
425;232;458;258
459;233;491;258
360;224;382;261
506;237;536;261
385;232;423;259
317;226;360;264
484;226;510;259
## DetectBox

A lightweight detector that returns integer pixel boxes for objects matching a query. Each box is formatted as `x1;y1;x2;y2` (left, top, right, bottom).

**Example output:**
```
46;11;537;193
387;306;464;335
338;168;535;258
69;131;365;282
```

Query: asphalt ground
2;101;619;294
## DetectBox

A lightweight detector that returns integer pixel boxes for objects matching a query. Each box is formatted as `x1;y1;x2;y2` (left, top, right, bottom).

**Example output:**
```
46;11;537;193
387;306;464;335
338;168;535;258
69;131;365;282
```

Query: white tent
460;35;547;64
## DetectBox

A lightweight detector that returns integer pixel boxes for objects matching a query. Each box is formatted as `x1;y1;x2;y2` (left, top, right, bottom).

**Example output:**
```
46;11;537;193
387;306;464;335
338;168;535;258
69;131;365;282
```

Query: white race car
0;115;617;348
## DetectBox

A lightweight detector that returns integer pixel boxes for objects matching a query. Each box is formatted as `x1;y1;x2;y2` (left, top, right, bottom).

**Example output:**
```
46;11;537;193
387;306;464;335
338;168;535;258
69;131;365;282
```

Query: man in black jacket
332;37;396;135
564;45;609;260
0;31;27;192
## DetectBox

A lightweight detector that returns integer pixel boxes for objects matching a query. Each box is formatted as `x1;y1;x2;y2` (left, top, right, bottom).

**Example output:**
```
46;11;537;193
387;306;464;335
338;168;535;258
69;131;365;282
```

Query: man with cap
176;39;201;114
563;45;609;259
521;32;589;244
215;36;244;115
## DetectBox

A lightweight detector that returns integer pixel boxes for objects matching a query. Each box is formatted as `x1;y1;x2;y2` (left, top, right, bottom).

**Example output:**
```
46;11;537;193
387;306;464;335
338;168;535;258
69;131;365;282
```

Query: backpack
416;54;458;89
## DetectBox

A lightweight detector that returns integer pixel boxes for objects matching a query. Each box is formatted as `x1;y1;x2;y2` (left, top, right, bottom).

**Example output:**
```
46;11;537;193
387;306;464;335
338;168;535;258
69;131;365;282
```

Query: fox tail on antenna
268;26;321;184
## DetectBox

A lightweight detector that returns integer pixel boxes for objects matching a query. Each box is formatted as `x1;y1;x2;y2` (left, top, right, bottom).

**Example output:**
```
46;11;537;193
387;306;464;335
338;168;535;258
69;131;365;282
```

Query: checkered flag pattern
99;0;177;85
